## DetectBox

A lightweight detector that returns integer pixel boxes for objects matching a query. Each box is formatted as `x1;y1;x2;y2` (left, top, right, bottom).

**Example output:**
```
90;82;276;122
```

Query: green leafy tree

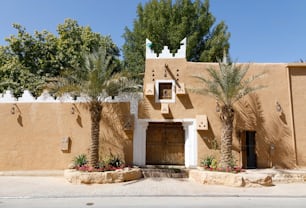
123;0;230;80
193;61;264;168
56;19;120;71
0;19;121;97
4;24;59;77
0;47;45;96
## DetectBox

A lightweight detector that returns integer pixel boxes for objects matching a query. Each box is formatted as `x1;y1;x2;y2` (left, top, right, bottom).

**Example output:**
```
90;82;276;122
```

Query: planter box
64;167;142;184
189;169;273;187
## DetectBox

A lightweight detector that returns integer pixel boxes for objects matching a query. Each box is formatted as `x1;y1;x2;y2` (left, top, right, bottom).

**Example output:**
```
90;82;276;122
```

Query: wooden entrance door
146;122;185;165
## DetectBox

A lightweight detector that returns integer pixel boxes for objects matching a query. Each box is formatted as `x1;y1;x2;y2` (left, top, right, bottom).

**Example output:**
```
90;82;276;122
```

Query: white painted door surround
133;119;197;168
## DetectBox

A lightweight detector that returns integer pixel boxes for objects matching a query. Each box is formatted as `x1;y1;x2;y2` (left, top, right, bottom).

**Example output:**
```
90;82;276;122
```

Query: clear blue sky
0;0;305;63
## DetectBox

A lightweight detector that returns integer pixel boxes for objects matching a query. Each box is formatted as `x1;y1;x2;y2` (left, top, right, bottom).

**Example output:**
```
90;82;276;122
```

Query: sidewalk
244;168;306;183
0;174;306;199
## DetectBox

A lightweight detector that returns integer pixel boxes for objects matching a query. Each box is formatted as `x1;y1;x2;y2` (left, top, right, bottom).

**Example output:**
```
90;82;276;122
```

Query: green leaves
123;0;230;78
194;62;265;106
0;19;121;97
54;46;134;102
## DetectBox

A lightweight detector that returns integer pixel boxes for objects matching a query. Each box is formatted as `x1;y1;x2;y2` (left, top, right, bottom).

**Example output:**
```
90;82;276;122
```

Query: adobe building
0;38;305;170
133;38;306;169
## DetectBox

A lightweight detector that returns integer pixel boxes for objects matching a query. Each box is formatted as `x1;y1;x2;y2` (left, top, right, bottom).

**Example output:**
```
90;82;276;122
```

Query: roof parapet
146;38;186;59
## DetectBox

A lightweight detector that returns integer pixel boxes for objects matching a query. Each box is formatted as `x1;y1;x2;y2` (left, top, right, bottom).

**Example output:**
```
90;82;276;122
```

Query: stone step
141;166;189;178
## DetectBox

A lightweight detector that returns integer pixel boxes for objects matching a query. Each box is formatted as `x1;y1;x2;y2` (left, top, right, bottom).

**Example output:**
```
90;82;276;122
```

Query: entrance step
141;165;189;178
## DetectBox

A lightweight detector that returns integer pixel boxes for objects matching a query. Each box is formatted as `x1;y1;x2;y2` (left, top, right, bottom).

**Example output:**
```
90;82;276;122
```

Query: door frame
241;131;257;169
146;122;185;165
133;119;197;168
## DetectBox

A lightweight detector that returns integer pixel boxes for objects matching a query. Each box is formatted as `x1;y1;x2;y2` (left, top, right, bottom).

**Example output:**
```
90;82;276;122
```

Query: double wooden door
146;122;185;165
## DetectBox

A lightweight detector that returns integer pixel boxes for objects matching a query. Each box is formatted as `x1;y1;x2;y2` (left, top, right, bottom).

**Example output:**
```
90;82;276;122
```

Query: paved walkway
0;174;306;199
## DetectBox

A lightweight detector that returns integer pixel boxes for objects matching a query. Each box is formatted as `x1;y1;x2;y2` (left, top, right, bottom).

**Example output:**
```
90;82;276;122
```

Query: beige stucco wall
0;102;133;170
140;58;303;168
288;66;306;167
1;58;306;170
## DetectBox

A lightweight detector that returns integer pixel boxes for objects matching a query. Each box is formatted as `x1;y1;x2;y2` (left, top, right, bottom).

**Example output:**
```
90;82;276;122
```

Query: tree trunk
219;105;235;168
89;101;102;167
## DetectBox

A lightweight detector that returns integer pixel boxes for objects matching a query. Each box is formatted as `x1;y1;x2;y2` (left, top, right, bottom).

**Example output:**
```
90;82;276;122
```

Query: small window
159;83;172;100
155;80;175;103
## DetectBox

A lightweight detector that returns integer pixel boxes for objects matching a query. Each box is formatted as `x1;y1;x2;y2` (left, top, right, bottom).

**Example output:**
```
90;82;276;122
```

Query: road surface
1;196;306;208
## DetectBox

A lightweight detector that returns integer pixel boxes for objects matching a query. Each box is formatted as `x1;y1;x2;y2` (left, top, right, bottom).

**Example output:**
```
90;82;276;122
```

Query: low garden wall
64;167;142;184
189;169;273;187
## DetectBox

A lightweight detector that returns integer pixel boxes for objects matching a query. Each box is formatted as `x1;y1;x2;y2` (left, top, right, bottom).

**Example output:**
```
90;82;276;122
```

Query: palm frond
192;61;265;106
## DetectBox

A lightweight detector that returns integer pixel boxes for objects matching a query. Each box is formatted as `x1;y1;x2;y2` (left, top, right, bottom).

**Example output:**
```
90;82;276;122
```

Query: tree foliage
0;19;120;97
54;47;118;167
123;0;230;78
193;62;264;106
53;47;135;167
193;61;264;168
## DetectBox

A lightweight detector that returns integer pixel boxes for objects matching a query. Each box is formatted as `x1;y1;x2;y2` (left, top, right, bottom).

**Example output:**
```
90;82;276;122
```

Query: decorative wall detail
164;64;168;78
146;38;186;59
61;137;71;152
0;90;140;104
176;69;180;81
145;83;154;96
176;83;186;95
161;103;169;114
151;69;155;81
196;115;208;130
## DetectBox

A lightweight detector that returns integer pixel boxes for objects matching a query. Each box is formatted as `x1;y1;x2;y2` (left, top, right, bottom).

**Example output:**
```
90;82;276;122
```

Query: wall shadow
99;102;134;165
162;108;173;119
76;115;83;128
17;115;23;127
177;94;193;109
147;96;161;110
236;93;269;168
198;121;218;150
235;93;294;168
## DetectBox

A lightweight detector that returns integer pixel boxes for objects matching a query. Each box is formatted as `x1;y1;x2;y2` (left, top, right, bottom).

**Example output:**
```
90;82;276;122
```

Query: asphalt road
1;176;306;207
1;196;306;208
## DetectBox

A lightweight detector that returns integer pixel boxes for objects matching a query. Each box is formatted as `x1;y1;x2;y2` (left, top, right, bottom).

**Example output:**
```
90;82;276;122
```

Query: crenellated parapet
0;90;140;103
146;38;186;59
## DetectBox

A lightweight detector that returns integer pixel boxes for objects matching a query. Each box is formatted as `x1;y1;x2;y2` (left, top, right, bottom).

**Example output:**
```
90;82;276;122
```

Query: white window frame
155;80;175;103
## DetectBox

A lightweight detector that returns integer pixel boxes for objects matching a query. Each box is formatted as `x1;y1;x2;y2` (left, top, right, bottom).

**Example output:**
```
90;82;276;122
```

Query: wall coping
0;90;142;104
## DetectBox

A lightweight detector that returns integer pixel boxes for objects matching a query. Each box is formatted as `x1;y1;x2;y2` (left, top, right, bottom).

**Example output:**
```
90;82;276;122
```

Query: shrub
74;154;125;172
210;158;218;169
100;154;124;168
201;155;215;168
108;155;124;168
73;154;88;167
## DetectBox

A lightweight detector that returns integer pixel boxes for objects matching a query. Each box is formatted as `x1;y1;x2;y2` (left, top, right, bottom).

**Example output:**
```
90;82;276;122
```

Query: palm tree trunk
89;101;102;167
219;105;234;168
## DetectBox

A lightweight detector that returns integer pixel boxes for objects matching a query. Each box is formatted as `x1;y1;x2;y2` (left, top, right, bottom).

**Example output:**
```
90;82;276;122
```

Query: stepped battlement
145;38;186;59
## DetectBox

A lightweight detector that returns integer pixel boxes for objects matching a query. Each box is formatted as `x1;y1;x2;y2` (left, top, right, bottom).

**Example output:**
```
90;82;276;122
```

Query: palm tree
194;61;264;168
55;47;132;167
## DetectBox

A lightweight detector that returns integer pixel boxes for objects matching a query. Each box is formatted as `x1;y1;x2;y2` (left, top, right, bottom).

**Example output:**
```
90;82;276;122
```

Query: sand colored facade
133;39;306;169
0;39;306;170
0;94;134;170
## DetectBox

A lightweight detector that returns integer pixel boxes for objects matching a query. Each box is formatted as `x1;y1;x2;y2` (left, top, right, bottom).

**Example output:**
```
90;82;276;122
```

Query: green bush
73;154;88;167
210;158;218;169
99;154;124;168
201;155;215;168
